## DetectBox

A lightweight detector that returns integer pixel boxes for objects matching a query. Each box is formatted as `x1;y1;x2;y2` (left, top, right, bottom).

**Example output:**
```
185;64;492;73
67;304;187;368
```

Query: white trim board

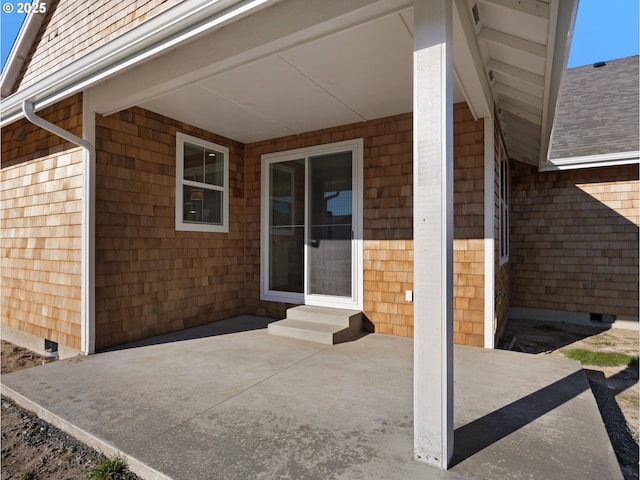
540;151;640;171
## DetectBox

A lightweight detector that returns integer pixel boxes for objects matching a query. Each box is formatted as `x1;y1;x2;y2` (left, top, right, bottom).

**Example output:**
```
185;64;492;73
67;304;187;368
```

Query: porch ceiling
137;7;461;144
79;0;573;164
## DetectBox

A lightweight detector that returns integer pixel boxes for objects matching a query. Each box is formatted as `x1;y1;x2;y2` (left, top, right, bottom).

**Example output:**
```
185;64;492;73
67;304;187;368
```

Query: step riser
268;324;335;345
286;307;362;328
286;313;360;328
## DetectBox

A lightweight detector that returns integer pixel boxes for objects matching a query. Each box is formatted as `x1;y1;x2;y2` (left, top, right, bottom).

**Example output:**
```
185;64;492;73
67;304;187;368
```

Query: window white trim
175;132;229;233
498;139;509;265
260;138;364;310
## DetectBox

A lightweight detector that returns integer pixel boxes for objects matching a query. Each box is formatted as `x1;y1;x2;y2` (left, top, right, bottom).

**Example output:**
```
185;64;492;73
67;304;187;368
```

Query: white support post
413;0;454;469
483;116;495;348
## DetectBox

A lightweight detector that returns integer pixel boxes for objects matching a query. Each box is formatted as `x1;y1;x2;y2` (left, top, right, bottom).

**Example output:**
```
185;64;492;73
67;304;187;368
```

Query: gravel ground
590;381;639;480
1;395;106;480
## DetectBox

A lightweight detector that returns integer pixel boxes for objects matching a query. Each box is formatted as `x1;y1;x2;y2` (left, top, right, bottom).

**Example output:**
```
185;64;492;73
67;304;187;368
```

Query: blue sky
1;0;639;72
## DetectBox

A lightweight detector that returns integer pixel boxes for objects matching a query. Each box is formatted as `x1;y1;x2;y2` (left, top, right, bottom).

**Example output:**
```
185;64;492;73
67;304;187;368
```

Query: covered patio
1;0;582;470
1;316;621;479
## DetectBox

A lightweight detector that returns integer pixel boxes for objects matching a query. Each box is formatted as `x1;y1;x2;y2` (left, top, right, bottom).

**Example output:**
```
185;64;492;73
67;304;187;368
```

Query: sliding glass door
261;140;362;309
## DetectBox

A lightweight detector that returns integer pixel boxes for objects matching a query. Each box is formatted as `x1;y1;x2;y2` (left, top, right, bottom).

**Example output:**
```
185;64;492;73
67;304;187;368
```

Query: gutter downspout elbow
22;100;96;355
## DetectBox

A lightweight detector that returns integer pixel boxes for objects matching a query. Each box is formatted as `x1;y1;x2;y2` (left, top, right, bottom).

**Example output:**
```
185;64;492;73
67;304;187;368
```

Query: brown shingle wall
94;107;245;349
453;103;485;347
246;105;484;343
1;94;83;167
1;149;83;350
510;163;639;319
1;95;84;350
244;114;414;335
362;113;413;337
13;0;181;93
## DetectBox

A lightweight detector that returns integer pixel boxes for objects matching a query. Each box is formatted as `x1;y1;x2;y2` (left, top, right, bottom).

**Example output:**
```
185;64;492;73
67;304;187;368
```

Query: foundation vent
44;339;58;354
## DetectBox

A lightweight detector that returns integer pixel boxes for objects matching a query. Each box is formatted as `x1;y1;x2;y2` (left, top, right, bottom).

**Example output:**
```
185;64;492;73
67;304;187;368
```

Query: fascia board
539;151;640;172
539;0;579;167
452;0;493;119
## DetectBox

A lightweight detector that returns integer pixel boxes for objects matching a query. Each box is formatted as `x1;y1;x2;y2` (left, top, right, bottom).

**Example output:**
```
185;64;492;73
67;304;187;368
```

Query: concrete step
285;305;362;328
268;306;363;345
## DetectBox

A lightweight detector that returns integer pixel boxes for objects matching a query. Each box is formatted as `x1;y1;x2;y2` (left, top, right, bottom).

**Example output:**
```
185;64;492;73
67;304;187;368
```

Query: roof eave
0;0;276;127
540;151;640;172
539;0;579;169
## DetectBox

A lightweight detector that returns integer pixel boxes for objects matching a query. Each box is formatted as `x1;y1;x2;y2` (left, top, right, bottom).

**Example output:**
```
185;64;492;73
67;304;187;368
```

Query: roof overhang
0;0;278;126
1;0;578;167
453;0;579;167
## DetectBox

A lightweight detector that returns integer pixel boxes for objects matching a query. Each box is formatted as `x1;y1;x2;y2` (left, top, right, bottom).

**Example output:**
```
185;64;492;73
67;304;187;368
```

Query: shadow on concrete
101;314;371;353
100;315;276;352
451;369;588;467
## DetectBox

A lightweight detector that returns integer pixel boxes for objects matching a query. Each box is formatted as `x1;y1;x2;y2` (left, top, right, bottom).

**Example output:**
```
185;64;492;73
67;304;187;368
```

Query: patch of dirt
1;341;45;374
1;396;105;480
501;319;639;480
1;341;140;480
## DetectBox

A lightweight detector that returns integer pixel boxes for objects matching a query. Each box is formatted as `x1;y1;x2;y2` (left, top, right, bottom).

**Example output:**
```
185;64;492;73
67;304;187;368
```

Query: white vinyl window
499;140;509;264
176;132;229;233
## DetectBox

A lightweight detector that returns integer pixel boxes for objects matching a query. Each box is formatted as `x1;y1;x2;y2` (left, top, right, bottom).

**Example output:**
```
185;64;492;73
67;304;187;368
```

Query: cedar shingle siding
94;107;245;349
1;95;84;350
511;163;639;319
244;113;416;337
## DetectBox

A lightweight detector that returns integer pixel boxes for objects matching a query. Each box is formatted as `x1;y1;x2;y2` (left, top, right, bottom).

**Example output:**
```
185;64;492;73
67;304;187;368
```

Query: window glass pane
204;148;224;186
184;143;203;182
183;185;203;222
182;186;222;225
203;188;222;225
269;160;304;293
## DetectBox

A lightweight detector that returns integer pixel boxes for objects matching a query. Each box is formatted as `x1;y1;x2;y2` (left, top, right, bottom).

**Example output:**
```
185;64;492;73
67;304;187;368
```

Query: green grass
562;348;639;367
89;455;134;480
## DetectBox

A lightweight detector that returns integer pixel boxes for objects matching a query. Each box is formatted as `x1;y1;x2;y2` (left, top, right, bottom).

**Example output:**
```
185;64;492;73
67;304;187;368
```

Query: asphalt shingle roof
549;55;639;160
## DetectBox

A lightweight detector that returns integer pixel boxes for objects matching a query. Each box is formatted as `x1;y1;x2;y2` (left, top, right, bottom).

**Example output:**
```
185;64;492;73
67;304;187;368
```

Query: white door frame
260;138;364;310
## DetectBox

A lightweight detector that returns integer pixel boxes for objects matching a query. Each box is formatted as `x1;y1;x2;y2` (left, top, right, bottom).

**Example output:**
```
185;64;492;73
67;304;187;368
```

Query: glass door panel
307;152;353;297
268;160;305;293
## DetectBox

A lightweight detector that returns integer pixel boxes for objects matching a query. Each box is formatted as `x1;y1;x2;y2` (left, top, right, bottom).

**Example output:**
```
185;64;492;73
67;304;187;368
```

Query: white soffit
198;56;364;136
140;10;417;143
142;85;294;142
280;12;413;120
138;0;573;161
460;0;568;166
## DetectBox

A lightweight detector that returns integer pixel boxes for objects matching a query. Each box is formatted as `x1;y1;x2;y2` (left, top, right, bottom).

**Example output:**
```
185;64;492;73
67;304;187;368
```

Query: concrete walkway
1;315;622;479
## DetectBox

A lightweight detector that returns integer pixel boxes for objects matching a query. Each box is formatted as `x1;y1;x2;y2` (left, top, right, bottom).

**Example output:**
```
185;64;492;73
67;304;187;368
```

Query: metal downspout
22;100;95;354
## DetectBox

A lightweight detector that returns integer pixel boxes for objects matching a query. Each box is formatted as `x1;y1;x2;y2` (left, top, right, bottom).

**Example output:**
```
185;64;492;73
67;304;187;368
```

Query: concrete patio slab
1;315;622;479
